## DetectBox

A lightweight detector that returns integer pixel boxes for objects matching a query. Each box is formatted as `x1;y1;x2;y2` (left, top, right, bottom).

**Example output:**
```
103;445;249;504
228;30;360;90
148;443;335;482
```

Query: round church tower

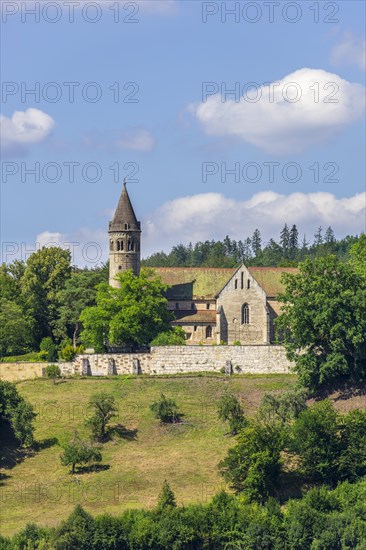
108;181;141;287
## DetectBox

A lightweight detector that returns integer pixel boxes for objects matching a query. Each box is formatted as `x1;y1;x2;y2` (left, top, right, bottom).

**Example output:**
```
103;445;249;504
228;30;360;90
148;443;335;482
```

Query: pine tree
289;225;299;258
313;227;323;247
157;480;176;511
324;226;336;244
280;224;290;258
251;230;262;256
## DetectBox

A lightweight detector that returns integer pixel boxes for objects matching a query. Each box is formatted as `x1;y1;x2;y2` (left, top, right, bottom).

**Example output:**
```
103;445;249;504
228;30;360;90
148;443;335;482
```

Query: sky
1;0;365;266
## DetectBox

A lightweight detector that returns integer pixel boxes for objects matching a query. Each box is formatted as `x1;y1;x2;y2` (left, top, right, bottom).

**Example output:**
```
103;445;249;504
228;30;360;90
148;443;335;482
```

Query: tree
56;270;105;348
61;435;102;474
21;247;72;343
150;327;186;346
259;388;308;424
40;337;58;362
338;409;366;481
289;225;299;259
280;224;290;258
0;300;34;357
349;233;366;278
0;381;36;451
292;400;340;485
313;227;323;247
276;256;366;389
217;394;247;435
219;420;284;502
45;365;61;385
86;393;118;440
251;229;262;256
150;394;180;423
80;268;173;350
157;481;177;511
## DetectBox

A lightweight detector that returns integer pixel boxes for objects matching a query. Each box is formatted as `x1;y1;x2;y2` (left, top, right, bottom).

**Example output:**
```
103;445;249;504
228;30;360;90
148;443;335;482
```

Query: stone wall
0;362;48;382
0;346;294;381
149;345;293;375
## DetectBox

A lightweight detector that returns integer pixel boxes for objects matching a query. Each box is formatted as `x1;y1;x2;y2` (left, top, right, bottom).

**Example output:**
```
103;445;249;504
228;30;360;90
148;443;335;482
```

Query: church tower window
247;279;251;289
241;272;244;289
242;303;249;324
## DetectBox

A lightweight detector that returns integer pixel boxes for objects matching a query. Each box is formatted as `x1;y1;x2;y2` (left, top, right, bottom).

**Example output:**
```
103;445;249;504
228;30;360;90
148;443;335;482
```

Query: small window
191;303;195;310
194;325;197;332
110;240;114;251
206;303;210;310
241;272;244;289
235;279;238;289
117;240;124;252
242;303;249;324
206;326;212;338
247;279;251;289
125;223;130;230
118;266;122;271
176;303;180;310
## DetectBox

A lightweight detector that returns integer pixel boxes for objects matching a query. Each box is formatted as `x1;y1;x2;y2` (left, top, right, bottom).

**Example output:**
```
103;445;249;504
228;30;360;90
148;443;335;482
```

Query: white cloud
83;127;155;152
331;31;366;71
143;191;366;255
1;108;55;156
35;228;107;266
190;68;365;154
16;191;364;265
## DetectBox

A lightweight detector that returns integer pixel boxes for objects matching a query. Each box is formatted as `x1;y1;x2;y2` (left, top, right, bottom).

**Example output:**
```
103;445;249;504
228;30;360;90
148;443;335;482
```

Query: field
1;373;364;537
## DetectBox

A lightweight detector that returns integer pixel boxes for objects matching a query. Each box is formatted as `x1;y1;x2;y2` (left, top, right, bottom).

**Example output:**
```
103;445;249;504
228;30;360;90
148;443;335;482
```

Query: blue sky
1;0;365;265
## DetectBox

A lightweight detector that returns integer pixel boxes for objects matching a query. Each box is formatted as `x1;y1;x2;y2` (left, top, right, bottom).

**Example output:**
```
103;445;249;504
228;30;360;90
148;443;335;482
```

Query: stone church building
109;183;297;345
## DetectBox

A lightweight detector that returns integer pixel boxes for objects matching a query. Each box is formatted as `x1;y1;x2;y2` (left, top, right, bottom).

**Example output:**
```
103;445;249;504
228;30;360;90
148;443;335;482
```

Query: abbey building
109;183;297;345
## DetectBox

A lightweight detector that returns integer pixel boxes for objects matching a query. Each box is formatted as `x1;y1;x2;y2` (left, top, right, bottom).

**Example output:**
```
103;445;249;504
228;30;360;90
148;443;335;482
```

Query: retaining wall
0;346;294;382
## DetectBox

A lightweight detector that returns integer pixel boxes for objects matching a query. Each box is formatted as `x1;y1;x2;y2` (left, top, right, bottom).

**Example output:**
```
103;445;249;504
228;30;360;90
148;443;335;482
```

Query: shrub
217;393;247;435
59;344;76;362
233;340;241;346
150;327;186;346
156;481;176;512
45;364;61;384
150;394;180;423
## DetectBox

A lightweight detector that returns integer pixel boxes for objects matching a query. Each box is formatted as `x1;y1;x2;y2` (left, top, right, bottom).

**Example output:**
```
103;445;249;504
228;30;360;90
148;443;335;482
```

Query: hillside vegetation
0;374;298;536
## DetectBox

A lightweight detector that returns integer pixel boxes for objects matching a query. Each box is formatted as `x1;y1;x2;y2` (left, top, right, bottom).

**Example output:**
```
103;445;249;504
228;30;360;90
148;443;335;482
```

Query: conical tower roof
109;181;140;231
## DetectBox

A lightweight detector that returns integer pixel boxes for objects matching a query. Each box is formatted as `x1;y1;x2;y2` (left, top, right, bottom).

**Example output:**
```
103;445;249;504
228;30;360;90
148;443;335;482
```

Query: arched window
206;326;212;338
110;240;114;251
247;279;251;289
234;279;238;289
242;303;249;324
241;272;244;289
125;223;130;230
117;240;124;251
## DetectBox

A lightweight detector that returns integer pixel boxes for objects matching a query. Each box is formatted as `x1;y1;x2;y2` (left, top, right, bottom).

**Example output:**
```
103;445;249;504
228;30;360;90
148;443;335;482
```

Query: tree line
142;225;359;268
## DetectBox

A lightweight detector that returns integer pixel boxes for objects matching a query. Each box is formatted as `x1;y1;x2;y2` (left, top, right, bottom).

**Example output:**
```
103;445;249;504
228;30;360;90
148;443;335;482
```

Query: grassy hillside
0;374;299;536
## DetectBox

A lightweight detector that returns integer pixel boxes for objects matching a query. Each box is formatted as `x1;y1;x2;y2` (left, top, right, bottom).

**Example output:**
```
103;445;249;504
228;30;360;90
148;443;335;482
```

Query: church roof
172;310;216;324
110;182;140;231
248;267;298;297
153;267;235;300
153;266;298;300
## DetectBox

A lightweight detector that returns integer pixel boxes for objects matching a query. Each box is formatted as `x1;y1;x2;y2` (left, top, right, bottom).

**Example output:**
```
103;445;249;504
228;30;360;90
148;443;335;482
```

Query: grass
0;374;298;536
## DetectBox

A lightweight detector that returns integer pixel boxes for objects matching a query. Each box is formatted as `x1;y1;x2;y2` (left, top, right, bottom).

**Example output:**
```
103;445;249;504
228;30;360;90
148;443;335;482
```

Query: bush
59;344;76;361
217;393;247;435
150;327;186;346
156;481;176;512
233;340;241;346
150;394;181;423
45;364;61;384
40;337;58;362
